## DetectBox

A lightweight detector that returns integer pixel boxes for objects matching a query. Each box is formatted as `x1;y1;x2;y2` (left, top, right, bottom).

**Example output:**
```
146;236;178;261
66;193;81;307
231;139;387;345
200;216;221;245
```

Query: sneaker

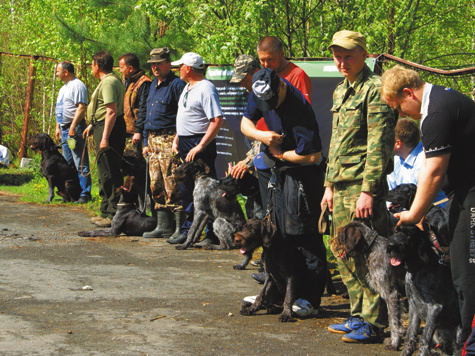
93;217;112;228
292;298;318;317
251;272;265;284
90;216;104;223
243;295;257;304
328;316;365;334
341;322;381;343
75;196;91;204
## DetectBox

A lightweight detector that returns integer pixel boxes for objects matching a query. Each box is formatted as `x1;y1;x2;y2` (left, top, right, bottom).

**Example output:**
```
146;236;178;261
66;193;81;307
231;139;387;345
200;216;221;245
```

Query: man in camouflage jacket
321;30;396;343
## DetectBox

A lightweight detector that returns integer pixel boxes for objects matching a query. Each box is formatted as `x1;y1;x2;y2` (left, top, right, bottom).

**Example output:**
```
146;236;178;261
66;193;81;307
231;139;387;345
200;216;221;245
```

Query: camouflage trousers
148;133;182;211
331;180;390;329
125;134;142;154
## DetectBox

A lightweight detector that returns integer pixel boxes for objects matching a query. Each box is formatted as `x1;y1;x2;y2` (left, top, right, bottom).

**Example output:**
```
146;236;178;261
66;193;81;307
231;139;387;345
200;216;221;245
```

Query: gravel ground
0;191;401;356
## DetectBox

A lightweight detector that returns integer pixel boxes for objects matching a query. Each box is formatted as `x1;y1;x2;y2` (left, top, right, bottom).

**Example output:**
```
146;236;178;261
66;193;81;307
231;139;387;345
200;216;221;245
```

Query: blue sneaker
328;316;365;334
341;322;381;343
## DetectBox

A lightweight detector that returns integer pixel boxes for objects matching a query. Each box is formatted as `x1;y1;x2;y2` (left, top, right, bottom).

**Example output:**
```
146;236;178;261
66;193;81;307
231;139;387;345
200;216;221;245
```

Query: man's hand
55;127;61;142
321;186;334;212
132;133;142;145
230;161;249;179
83;125;93;139
99;138;109;151
143;146;149;156
259;131;283;147
186;144;204;162
394;210;421;227
68;127;77;138
356;191;373;219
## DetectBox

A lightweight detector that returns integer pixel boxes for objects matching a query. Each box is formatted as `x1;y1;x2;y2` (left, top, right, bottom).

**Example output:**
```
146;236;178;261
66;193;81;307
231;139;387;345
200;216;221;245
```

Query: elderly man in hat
168;52;223;245
142;48;186;239
240;67;328;317
321;30;396;343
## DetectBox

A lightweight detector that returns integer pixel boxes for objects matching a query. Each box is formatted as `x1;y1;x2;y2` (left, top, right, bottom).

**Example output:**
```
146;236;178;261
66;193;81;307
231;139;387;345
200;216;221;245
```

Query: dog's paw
233;264;246;270
175;244;187;250
240;304;254;316
383;338;400;351
278;312;296;323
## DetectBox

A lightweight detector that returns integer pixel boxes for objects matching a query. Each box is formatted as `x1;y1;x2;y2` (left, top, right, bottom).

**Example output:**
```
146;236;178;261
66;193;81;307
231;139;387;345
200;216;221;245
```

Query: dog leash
135;155;149;215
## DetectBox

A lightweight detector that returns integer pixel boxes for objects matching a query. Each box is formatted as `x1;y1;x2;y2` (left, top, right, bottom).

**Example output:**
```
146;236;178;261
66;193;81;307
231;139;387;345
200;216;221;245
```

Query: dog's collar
117;203;134;207
364;229;379;248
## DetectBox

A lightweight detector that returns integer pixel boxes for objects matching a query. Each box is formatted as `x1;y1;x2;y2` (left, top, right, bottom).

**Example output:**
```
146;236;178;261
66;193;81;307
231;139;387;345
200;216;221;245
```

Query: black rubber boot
143;209;174;238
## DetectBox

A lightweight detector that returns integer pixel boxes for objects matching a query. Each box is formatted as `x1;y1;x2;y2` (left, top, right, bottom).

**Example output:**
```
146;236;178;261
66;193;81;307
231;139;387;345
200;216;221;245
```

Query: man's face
240;72;254;92
151;60;171;80
118;59;134;79
384;92;422;120
257;50;285;73
56;64;67;82
179;64;190;82
91;60;99;78
332;46;367;83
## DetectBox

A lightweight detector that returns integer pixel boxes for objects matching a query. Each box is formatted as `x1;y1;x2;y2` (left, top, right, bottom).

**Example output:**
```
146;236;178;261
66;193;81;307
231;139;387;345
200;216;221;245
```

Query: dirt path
0;192;398;356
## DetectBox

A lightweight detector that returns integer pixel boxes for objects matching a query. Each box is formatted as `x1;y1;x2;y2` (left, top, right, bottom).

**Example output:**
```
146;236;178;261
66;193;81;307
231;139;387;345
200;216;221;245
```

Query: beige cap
328;30;366;50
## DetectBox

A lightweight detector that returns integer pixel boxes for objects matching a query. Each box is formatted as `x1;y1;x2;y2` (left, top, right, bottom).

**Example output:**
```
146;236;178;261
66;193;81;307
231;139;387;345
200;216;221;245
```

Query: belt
148;128;176;136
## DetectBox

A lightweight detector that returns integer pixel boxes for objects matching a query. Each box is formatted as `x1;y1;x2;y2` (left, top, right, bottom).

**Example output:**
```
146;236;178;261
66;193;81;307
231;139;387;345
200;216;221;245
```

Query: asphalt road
0;192;400;356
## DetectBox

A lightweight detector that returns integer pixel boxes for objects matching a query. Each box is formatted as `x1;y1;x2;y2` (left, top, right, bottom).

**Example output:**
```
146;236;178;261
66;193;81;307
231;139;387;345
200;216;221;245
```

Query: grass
0;154;101;216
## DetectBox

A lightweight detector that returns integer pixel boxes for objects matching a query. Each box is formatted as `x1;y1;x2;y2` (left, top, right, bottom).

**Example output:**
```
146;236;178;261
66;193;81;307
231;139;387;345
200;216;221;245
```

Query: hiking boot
93;217;112;228
341;322;382;343
251;272;265;284
166;233;187;244
328;316;365;334
143;209;174;238
90;216;105;223
75;196;91;204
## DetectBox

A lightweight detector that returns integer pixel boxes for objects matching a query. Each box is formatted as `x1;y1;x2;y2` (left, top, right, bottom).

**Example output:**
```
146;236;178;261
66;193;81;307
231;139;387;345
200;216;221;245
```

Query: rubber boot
143;209;174;238
168;211;186;240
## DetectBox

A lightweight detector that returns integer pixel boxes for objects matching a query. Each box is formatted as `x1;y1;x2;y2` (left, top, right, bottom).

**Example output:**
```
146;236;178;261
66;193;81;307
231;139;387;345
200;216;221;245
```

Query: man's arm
133;81;151;144
100;102;117;150
396;153;450;225
185;116;223;162
68;103;87;137
240;116;283;147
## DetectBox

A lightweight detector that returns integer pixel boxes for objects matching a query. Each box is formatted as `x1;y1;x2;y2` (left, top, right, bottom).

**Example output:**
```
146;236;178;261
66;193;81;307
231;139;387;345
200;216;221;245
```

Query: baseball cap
230;55;260;83
251;68;281;112
328;30;366;51
171;52;205;69
147;48;170;63
253;151;277;170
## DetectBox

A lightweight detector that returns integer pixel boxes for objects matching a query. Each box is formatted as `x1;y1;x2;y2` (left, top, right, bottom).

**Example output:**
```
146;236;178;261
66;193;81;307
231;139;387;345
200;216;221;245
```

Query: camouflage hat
230;55;261;83
328;30;366;51
147;48;170;63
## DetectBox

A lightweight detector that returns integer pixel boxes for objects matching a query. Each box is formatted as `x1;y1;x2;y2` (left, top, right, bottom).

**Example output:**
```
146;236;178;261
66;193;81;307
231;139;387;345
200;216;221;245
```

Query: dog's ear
261;219;276;248
196;159;211;175
338;224;363;255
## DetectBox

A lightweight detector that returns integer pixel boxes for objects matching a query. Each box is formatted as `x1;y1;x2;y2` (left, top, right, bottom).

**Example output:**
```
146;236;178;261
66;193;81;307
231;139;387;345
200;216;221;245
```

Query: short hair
381;65;424;100
191;65;206;76
257;36;284;54
395;117;420;149
118;53;140;70
59;61;75;75
92;51;114;72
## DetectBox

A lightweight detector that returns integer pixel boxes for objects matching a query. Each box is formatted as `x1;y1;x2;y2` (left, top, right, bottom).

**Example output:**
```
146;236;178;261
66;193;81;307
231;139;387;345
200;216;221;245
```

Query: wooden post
19;56;37;162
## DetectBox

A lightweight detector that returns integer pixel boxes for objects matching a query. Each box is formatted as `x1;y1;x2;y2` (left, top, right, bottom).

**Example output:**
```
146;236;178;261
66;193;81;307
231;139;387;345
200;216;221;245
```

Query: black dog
235;218;327;322
388;226;463;356
218;172;265;269
30;132;81;203
387;183;450;249
173;159;246;251
120;149;156;217
78;176;156;237
337;220;406;350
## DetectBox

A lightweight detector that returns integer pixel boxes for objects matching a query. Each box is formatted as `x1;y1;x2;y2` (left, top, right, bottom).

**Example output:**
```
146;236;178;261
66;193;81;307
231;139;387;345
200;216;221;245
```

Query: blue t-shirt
244;78;321;156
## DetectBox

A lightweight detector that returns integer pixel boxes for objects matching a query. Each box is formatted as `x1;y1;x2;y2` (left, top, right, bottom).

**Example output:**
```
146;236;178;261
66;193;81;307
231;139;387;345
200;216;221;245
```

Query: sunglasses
183;91;189;108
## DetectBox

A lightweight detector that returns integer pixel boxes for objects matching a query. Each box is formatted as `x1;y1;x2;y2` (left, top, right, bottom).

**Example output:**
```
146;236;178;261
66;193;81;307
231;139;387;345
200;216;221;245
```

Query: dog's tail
78;229;113;237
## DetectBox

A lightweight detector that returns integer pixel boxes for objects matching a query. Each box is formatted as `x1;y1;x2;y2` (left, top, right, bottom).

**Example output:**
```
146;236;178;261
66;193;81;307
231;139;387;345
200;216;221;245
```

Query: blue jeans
60;120;92;198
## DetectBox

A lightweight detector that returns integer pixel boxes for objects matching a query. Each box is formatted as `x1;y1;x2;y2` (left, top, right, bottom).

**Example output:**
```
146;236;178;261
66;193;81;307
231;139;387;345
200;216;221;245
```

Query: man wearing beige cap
142;48;186;239
321;30;397;343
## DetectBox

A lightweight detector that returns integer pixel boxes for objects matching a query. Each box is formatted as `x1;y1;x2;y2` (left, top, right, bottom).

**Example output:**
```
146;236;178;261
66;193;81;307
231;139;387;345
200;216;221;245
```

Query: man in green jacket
321;30;396;343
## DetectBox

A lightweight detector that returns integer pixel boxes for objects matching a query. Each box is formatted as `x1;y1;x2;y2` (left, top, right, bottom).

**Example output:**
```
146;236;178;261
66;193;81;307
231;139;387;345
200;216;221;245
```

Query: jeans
60;120;91;198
